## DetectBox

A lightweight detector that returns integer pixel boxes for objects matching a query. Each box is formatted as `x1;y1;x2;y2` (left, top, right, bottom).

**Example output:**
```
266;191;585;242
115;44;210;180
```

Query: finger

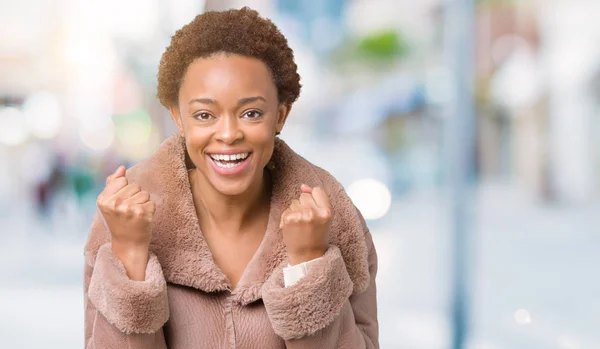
124;190;150;205
299;192;318;209
311;187;330;209
103;176;128;196
280;208;292;228
113;183;142;200
141;201;156;215
299;208;314;221
282;211;303;226
301;184;313;193
106;165;126;185
290;199;303;212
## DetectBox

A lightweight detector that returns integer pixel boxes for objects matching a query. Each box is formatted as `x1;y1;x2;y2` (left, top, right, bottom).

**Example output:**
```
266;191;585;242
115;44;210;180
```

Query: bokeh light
347;178;392;220
23;92;63;139
79;119;116;152
514;309;532;325
0;107;29;146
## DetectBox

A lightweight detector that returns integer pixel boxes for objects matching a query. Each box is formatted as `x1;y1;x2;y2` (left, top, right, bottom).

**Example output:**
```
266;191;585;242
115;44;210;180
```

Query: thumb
106;165;126;185
300;184;313;193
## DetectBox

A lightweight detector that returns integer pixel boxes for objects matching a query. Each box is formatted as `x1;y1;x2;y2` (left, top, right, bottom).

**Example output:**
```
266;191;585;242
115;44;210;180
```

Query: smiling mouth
208;152;251;169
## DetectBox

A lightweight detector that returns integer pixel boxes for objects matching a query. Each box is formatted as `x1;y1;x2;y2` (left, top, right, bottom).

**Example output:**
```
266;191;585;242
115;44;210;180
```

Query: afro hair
157;7;301;108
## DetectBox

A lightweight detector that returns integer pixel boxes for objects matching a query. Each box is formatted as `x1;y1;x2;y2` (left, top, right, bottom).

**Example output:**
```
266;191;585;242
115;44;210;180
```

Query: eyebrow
237;96;267;106
189;98;217;105
188;96;267;106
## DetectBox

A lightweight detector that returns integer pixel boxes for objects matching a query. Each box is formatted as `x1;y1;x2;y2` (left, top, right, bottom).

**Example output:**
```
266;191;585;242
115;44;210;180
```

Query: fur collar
84;134;370;305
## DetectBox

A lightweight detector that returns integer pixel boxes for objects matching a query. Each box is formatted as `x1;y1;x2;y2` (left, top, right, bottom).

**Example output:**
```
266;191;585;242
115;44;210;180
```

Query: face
170;53;290;197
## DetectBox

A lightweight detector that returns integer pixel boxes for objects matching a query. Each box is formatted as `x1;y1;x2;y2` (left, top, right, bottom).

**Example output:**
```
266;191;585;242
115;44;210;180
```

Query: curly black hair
157;7;301;108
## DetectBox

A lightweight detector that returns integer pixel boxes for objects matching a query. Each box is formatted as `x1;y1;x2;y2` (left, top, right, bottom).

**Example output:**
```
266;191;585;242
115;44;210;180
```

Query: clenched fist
96;165;156;280
280;184;332;265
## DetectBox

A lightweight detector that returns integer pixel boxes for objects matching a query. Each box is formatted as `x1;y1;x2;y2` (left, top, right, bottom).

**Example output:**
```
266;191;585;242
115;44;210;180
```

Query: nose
215;114;242;144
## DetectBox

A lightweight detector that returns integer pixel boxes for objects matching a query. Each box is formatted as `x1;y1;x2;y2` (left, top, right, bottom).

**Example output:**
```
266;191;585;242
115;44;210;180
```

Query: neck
190;169;271;237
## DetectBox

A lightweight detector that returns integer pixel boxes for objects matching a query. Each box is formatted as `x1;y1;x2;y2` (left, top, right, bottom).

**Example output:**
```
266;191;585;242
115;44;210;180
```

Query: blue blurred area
1;0;599;348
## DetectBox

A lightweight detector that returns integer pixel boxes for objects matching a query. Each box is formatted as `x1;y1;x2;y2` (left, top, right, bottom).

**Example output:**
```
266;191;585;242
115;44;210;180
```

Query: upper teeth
210;153;249;161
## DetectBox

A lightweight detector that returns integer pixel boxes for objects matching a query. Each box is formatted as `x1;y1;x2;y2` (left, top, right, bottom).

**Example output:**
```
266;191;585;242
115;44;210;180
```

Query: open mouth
208;152;251;169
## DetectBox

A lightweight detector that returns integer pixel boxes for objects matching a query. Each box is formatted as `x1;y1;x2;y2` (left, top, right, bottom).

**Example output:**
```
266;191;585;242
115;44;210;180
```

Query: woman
84;7;378;349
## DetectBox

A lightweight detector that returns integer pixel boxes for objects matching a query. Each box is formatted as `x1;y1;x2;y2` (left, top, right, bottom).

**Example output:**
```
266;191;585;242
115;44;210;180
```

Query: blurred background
1;0;599;348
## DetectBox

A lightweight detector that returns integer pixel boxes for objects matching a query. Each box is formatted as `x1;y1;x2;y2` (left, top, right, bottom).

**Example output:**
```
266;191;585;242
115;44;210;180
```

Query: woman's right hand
96;165;156;280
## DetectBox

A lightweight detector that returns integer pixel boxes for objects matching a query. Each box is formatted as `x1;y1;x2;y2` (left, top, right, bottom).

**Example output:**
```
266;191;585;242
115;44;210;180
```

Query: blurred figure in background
34;154;68;218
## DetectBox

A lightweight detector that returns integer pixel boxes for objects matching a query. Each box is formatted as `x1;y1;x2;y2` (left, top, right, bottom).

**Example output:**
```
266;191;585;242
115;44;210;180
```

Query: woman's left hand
280;184;332;265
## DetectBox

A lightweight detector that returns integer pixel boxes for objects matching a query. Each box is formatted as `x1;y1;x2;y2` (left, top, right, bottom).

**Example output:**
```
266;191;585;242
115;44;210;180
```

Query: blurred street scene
1;0;599;348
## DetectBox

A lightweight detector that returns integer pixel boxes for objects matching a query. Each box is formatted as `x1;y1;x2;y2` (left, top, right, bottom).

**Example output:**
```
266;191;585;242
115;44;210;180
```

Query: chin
211;180;252;197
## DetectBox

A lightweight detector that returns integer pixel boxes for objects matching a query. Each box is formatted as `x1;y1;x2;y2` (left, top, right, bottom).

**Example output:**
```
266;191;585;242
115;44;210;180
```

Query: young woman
84;7;379;348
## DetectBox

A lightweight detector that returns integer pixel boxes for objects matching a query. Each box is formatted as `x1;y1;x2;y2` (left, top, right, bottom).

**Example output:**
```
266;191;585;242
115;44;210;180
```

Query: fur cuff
87;243;169;334
262;245;353;340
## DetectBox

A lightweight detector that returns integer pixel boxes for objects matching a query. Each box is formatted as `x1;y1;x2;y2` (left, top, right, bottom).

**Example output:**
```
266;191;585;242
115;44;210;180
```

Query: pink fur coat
84;134;379;348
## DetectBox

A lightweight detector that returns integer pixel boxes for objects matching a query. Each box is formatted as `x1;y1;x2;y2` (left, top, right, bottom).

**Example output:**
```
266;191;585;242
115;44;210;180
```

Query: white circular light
347;178;392;220
23;92;63;139
80;120;115;152
514;309;532;325
0;107;29;146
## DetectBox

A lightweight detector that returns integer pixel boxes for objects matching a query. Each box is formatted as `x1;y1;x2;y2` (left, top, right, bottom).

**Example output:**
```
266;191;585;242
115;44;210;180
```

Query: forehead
179;54;276;101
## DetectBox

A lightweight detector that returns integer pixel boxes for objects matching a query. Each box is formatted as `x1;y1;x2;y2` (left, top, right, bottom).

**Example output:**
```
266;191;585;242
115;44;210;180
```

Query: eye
242;110;263;119
193;112;213;121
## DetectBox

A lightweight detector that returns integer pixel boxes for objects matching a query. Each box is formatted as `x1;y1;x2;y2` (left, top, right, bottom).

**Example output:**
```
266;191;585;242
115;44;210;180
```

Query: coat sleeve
262;230;379;348
84;243;170;349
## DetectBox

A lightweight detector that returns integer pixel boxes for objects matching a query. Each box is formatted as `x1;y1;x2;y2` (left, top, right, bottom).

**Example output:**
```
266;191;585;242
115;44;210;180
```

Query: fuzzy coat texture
84;134;379;348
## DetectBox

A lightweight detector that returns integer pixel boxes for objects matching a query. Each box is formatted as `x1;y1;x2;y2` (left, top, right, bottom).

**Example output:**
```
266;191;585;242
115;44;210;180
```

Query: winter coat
84;133;379;348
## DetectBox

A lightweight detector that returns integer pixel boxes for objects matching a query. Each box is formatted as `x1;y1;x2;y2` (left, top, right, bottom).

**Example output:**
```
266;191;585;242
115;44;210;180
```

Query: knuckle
128;207;143;219
106;200;118;212
113;196;124;207
304;209;315;220
116;204;130;215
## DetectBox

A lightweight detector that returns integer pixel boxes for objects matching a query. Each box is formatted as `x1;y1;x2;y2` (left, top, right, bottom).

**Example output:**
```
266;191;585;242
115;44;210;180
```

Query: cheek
261;146;274;167
184;129;211;156
251;122;277;160
253;127;276;143
248;117;278;140
257;139;275;168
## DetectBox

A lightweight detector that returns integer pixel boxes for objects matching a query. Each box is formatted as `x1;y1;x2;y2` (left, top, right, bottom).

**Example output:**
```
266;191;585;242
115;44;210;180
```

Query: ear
169;106;185;136
275;103;292;134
